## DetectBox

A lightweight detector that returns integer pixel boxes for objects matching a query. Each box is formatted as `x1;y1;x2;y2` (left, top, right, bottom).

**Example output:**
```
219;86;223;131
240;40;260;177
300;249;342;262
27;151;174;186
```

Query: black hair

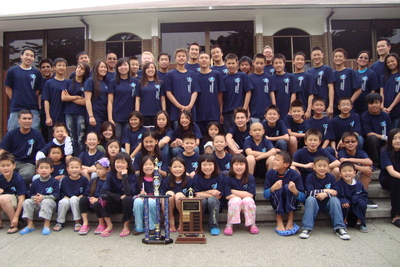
0;152;15;164
91;60;108;98
112;152;134;174
136;155;155;191
128;111;144;130
196;154;219;178
383;53;400;83
18;109;32;119
140;62;160;87
365;92;383;104
158;52;171;62
154;110;171;137
305;128;322;141
265;104;280;115
384;128;400;159
339;161;355;172
140;131;161;160
313;155;329;164
276;150;292;167
36;157;54;168
228;154;249;185
312;96;326;105
72;62;90;89
178;110;194;133
115;57;131;84
168;157;189;189
341;131;358;142
39;58;53;68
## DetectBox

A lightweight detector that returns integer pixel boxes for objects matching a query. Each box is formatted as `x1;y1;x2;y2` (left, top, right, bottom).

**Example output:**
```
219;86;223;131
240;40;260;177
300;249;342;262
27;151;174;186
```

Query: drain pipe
326;9;335;66
80;16;90;52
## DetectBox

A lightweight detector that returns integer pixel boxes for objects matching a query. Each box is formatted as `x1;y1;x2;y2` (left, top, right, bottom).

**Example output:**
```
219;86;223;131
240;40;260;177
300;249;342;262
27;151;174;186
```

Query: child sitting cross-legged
264;151;305;236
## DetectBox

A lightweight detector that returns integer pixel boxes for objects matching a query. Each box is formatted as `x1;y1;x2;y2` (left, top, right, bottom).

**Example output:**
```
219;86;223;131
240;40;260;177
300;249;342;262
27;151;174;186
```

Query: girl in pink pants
224;154;259;236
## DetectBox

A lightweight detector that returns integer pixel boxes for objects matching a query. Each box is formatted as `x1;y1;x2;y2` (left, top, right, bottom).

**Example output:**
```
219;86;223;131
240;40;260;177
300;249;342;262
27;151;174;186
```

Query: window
161;21;254;61
106;33;142;59
4;30;44;68
273;28;311;73
375;19;400;55
4;28;84;68
47;28;85;65
331;20;372;59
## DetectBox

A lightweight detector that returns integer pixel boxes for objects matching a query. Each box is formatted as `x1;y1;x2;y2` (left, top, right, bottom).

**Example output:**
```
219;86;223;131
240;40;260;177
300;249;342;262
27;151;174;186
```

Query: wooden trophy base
175;233;207;244
142;236;174;245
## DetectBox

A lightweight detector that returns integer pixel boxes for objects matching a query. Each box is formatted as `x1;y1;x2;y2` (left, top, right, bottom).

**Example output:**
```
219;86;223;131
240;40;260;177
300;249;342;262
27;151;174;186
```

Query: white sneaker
299;229;311;239
335;228;351;240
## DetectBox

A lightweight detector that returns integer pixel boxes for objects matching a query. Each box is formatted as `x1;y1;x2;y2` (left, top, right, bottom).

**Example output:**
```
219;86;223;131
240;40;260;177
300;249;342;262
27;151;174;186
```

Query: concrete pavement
1;219;399;266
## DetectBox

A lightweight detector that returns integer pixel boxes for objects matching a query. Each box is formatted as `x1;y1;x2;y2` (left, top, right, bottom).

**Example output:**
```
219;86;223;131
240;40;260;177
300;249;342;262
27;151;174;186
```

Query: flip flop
274;227;292;236
7;226;19;234
391;219;400;228
101;229;114;237
42;227;51;235
20;227;36;235
288;223;300;235
119;229;130;237
74;223;82;232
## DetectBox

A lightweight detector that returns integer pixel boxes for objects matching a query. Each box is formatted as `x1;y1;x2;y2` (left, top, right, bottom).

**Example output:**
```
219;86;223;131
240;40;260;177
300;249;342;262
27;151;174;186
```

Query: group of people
0;37;400;239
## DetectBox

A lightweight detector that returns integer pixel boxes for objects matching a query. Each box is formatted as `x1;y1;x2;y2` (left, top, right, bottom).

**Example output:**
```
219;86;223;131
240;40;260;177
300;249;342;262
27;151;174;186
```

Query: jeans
8;110;40;132
275;139;288;151
115;122;129;141
202;196;220;228
301;196;345;231
66;114;86;156
160;144;171;167
133;198;156;232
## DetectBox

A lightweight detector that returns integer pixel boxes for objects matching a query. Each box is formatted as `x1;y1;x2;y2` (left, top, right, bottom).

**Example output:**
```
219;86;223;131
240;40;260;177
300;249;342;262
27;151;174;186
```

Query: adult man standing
370;38;391;86
4;48;43;131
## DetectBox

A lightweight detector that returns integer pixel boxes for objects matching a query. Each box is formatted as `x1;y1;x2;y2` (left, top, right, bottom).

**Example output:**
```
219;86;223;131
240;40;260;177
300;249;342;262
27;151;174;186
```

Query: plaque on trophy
175;188;207;244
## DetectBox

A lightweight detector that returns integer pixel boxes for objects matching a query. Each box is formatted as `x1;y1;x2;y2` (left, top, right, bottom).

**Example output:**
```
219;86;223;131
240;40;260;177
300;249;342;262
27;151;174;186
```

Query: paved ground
1;219;399;267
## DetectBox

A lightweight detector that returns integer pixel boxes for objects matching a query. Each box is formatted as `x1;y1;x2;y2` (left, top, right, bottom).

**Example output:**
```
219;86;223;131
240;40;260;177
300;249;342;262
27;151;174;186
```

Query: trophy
141;157;173;245
153;158;160;196
176;187;207;244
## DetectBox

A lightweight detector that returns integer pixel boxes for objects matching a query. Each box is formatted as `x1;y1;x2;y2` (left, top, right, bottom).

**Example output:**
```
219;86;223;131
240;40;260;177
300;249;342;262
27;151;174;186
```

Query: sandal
53;223;64;232
74;223;82;232
94;224;107;235
42;227;51;235
101;229;114;237
7;226;19;234
20;227;36;235
119;229;130;237
79;225;90;235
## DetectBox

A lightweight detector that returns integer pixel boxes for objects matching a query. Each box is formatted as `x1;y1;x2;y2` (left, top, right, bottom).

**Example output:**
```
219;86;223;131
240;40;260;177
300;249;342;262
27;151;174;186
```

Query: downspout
326;9;335;66
80;16;90;53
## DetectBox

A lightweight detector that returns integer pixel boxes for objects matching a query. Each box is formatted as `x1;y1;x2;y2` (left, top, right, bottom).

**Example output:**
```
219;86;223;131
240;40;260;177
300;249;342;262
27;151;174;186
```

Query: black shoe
367;199;378;209
296;202;302;210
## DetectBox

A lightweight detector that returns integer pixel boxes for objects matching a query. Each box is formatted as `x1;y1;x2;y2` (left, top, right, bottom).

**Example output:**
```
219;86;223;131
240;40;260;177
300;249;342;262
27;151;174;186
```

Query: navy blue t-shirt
84;78;108;121
214;152;233;174
135;80;164;117
379;148;400;184
273;72;299;116
227;125;250;149
4;66;43;112
210;65;228;76
305;172;337;195
354;68;379;114
108;78;137;122
29;176;59;199
283;115;309;134
133;151;168;173
177;152;200;174
336;178;368;205
78;150;105;167
264;168;305;197
370;61;385;86
249;72;276;118
193;173;225;196
104;71;116;85
171;124;202;140
361;111;392;136
164;69;200;121
0;172;28;195
382;71;400;119
222;72;253;114
333;68;360;108
122;127;149;154
306;116;331;143
88;177;106;198
157;71;167;83
195;70;225;121
338;148;369;162
224;174;256;197
262;119;288;143
185;63;200;73
160;176;193;195
64;79;86;116
102;172;137;196
0;128;46;164
41;78;67;123
293;147;338;181
52;162;67;178
330;113;363;142
293;72;318;111
307;65;335;105
263;65;275;75
59;175;89;199
243;136;274;153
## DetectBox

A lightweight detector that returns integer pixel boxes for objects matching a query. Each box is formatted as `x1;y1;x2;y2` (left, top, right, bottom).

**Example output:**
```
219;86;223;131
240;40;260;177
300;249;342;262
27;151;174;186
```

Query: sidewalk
1;220;399;266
